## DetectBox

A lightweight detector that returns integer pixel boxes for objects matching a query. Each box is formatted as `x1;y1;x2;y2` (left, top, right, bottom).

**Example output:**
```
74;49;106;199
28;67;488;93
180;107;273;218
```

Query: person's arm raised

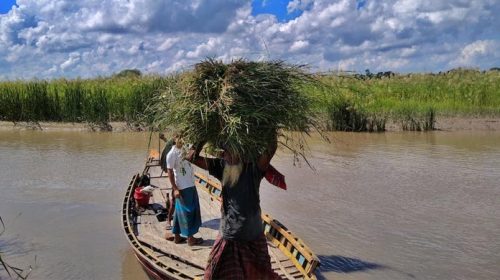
257;137;278;173
186;142;209;169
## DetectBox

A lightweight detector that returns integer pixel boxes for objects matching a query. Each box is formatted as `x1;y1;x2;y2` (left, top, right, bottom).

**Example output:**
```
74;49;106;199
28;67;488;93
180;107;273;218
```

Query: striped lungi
204;233;282;280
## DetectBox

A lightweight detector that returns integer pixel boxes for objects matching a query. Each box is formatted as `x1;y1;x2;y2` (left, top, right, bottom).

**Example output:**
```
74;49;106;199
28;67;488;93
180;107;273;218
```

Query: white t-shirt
166;146;195;190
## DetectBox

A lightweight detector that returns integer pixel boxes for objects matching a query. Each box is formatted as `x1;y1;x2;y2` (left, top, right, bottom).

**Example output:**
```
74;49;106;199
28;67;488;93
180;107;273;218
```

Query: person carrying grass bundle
149;59;323;276
164;132;203;246
188;139;282;280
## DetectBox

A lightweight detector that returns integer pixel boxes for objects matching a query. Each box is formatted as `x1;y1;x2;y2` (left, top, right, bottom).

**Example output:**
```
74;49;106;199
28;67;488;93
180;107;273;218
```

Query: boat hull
134;252;175;280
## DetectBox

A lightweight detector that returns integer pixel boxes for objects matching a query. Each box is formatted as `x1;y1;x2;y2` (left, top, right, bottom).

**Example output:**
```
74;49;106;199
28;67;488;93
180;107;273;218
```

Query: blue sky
251;0;303;21
0;0;304;19
0;0;499;80
0;0;16;14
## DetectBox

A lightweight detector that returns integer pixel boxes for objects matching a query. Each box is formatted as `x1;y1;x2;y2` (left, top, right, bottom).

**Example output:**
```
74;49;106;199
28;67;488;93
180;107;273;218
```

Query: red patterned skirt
204;234;282;280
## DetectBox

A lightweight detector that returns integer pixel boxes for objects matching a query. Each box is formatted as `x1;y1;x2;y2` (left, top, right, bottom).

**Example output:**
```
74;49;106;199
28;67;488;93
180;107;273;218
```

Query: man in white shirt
164;132;203;246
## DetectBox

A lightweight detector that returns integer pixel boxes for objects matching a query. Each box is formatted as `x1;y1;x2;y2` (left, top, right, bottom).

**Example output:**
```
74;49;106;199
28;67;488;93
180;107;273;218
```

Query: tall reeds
311;68;500;131
0;76;168;125
0;68;499;132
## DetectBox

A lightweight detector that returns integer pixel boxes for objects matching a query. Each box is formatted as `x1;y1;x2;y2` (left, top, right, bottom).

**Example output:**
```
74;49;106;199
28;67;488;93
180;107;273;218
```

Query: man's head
173;130;184;148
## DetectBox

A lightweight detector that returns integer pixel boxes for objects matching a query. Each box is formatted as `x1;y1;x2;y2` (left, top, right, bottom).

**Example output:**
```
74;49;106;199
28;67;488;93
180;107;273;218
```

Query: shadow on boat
195;218;220;248
201;218;220;230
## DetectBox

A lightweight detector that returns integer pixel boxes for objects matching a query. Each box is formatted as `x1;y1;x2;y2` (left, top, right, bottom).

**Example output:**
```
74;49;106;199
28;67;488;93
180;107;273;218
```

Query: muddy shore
0;121;142;132
1;117;500;132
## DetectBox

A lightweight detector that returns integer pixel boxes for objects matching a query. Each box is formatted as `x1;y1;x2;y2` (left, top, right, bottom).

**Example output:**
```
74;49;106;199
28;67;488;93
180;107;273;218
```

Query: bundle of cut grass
149;58;323;164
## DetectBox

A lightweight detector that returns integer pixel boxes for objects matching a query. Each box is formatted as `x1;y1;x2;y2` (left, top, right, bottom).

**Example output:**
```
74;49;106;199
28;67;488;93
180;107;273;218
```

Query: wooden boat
122;156;320;279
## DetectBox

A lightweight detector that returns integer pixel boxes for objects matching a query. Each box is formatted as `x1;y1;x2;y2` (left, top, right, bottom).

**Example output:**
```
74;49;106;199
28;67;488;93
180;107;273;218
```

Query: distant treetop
114;69;142;78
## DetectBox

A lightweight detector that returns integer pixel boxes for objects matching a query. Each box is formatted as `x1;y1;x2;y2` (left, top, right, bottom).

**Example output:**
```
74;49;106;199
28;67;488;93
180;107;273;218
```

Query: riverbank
386;117;500;131
1;69;500;132
0;121;141;132
2;117;500;132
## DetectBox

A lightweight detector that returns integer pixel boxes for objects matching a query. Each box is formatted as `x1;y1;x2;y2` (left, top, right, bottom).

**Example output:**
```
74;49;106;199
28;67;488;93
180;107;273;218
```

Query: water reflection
121;249;149;280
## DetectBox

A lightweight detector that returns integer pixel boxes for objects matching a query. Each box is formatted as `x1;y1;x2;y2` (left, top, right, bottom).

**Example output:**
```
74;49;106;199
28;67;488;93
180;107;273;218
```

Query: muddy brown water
0;130;499;280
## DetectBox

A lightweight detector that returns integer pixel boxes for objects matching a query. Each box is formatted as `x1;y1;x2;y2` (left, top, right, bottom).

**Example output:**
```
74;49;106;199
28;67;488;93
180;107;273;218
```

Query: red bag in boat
134;187;150;207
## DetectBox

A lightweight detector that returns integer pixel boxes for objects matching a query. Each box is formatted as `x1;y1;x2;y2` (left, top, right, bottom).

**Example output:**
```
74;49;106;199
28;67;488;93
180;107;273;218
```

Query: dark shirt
207;159;264;241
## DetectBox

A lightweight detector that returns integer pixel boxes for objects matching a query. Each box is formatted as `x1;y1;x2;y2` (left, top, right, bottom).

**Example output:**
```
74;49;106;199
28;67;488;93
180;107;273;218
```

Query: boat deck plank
140;244;205;278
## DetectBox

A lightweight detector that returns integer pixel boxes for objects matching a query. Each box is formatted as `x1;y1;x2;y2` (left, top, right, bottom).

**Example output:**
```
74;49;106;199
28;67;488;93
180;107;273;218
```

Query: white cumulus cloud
60;52;81;70
0;0;499;79
290;40;309;52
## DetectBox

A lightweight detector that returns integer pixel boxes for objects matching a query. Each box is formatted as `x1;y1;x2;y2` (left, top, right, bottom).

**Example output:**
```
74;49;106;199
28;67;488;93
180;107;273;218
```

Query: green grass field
0;75;170;125
1;68;499;131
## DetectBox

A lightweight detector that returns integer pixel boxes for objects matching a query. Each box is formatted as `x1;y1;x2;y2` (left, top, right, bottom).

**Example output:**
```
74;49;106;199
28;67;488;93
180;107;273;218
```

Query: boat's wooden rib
122;157;320;280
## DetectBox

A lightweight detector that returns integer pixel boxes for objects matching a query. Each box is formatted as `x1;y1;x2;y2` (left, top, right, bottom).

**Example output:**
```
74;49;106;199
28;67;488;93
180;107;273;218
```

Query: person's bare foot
165;232;186;243
174;236;187;244
188;237;203;246
164;232;174;241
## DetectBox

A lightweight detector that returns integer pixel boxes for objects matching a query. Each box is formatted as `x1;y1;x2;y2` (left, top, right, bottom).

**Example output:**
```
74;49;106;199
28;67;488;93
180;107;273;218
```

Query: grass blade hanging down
0;216;34;280
147;58;325;165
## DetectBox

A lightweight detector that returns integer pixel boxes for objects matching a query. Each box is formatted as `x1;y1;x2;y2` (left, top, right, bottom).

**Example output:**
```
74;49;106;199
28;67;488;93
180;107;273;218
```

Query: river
0;130;499;280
